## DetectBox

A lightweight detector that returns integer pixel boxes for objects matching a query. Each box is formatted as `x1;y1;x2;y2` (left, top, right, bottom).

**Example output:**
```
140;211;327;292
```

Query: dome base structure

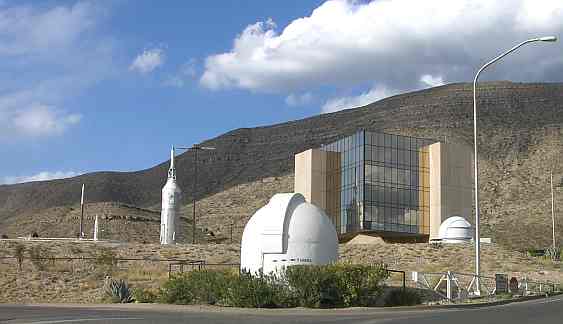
437;216;472;243
240;193;338;274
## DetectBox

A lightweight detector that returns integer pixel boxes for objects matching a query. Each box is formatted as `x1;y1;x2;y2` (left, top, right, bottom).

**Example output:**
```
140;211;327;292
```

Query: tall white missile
160;146;182;244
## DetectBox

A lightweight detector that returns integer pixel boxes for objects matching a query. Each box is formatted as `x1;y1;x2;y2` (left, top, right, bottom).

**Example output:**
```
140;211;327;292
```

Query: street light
472;36;557;295
177;144;216;244
550;170;557;251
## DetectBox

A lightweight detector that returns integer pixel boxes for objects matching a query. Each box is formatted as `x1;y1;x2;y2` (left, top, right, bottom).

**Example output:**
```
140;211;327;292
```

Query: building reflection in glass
321;130;434;237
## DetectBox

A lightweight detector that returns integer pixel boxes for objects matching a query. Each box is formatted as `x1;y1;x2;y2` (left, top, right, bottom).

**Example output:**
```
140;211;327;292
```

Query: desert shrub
103;277;134;303
545;248;561;261
223;270;295;308
283;264;337;307
384;288;422;306
285;263;389;308
159;270;232;305
14;243;25;271
160;269;293;307
132;287;158;303
526;249;545;257
95;248;118;275
157;263;388;308
28;245;52;271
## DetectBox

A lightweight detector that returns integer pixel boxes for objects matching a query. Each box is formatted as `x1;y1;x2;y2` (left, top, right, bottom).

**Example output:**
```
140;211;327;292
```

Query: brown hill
1;81;563;250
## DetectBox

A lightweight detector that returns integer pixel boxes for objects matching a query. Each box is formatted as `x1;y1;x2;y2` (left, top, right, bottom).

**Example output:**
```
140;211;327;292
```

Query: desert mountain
1;81;562;249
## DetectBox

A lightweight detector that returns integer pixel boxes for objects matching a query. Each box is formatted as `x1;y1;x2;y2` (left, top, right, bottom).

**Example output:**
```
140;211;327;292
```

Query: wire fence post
230;222;233;244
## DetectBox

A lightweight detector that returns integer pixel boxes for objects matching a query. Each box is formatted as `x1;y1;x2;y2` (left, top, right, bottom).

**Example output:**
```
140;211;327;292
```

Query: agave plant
546;247;561;261
103;277;134;303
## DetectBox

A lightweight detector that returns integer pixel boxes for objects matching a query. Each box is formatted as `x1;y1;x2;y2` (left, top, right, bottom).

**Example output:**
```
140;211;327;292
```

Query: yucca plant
103;277;134;303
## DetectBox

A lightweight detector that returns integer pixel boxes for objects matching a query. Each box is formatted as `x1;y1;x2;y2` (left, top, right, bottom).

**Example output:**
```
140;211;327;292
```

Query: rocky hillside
1;82;563;250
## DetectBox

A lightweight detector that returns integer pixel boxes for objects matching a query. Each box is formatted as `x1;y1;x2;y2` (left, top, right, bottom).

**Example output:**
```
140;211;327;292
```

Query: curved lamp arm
471;35;557;295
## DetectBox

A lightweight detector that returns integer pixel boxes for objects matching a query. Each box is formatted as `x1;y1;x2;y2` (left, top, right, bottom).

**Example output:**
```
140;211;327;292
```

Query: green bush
223;270;295;308
285;263;388;307
158;263;388;308
384;288;422;307
159;270;232;305
526;249;545;257
132;287;158;303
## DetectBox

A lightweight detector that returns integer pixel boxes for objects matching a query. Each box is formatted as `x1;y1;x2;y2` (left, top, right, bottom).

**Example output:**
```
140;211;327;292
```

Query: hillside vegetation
1;82;563;250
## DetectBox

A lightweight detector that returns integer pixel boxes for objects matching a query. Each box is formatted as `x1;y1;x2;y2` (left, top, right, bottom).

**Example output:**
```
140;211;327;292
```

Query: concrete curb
2;293;560;315
413;291;563;310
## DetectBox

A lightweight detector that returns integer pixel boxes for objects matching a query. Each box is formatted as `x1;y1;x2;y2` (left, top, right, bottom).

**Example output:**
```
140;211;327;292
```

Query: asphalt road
1;296;562;324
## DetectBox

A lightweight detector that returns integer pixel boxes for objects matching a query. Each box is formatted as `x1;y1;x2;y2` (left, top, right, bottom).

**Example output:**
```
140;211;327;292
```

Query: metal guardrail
386;269;406;291
167;261;241;277
0;256;240;275
412;270;559;302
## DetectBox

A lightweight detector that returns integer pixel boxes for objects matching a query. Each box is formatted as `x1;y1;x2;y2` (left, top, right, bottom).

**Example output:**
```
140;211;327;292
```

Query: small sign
509;277;519;293
495;274;508;294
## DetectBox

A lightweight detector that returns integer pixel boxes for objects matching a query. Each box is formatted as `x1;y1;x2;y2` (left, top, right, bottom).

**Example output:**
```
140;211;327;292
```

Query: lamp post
80;183;85;239
177;144;216;244
551;170;557;250
472;36;557;295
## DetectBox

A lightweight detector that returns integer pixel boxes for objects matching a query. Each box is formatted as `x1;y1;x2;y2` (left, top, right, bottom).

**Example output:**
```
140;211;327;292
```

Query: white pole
80;183;85;239
472;36;556;296
551;171;556;250
94;214;99;241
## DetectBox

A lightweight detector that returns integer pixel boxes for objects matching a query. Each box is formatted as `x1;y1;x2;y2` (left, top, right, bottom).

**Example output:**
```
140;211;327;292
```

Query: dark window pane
384;134;392;147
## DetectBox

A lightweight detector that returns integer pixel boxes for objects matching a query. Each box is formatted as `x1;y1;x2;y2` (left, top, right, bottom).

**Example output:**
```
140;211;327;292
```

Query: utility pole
80;184;85;239
177;144;216;244
230;221;233;244
551;171;556;250
192;147;198;244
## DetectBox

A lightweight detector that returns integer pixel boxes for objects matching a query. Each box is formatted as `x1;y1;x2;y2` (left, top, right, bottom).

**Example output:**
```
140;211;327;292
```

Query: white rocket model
160;146;182;244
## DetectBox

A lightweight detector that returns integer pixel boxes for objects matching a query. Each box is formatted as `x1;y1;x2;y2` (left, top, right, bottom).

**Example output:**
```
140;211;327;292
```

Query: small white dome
438;216;472;243
240;193;338;274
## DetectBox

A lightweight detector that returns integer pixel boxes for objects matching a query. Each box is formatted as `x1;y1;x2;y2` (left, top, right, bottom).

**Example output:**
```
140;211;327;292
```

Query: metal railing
0;256;239;275
412;270;559;302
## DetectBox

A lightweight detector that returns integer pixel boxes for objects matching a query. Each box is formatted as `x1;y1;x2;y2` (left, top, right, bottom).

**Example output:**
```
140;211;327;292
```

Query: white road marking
20;317;143;324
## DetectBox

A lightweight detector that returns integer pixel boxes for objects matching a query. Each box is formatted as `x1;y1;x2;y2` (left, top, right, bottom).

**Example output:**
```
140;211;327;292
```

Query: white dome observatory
160;147;182;245
241;193;338;274
438;216;472;243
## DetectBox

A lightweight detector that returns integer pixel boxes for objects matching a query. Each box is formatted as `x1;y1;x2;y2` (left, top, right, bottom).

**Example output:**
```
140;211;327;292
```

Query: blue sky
1;0;563;184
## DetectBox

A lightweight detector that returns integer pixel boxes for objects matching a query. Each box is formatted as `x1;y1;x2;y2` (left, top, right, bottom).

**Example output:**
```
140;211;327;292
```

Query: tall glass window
321;130;434;237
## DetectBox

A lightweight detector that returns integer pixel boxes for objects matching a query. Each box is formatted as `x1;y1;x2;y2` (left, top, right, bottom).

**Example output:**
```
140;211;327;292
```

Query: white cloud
1;171;80;185
0;1;114;140
163;59;197;88
420;74;445;88
201;0;563;104
0;1;102;56
130;48;165;74
285;92;314;107
12;104;81;136
322;87;397;113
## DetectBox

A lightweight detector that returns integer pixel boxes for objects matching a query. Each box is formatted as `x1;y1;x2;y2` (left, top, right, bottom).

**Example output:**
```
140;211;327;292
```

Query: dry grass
0;238;560;304
0;240;240;303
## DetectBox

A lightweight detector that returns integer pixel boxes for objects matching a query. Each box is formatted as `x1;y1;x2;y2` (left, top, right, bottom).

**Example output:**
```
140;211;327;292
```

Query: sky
1;0;563;184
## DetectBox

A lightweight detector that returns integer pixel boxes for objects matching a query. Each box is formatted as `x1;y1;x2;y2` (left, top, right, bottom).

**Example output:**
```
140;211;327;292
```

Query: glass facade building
321;130;435;238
